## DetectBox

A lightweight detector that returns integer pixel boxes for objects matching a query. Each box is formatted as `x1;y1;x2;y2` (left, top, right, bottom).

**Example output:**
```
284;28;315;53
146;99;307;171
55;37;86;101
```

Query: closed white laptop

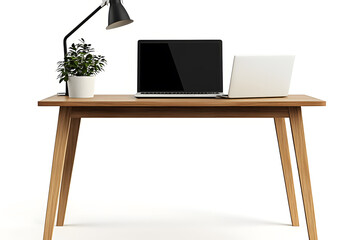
225;55;295;98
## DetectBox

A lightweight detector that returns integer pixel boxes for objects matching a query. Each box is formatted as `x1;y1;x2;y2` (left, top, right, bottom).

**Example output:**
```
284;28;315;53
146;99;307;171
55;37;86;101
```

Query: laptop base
135;93;222;98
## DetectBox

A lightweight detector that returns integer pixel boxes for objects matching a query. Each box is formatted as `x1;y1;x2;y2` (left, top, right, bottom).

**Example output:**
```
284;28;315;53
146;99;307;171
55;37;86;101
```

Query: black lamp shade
106;0;133;30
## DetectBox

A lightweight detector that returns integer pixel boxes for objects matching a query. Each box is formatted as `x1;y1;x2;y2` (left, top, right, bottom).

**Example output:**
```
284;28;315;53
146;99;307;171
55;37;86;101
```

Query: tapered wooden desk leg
56;118;81;226
43;107;72;240
274;118;299;226
289;107;318;240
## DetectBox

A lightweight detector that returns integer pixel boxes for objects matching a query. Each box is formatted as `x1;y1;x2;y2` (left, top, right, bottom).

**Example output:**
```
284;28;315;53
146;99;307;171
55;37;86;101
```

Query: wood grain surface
43;107;72;240
289;107;318;240
70;106;290;118
274;118;299;226
38;95;326;107
41;101;323;240
56;118;81;227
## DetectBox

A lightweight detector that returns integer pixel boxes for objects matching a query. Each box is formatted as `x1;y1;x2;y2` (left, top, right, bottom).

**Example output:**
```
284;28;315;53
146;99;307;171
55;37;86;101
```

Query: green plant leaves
56;39;107;83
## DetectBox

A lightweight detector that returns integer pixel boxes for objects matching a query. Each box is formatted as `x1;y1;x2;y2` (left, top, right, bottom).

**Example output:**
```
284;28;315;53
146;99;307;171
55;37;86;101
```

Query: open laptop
135;40;223;98
222;55;295;98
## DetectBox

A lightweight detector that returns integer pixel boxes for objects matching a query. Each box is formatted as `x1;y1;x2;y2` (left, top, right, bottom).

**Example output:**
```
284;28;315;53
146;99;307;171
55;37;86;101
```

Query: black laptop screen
138;40;223;92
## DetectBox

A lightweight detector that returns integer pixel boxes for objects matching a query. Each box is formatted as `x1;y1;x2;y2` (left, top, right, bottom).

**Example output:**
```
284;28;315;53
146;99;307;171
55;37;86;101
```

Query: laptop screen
138;40;223;93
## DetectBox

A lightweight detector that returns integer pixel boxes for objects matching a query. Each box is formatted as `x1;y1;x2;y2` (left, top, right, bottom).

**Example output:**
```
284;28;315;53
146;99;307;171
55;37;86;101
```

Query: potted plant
57;38;107;98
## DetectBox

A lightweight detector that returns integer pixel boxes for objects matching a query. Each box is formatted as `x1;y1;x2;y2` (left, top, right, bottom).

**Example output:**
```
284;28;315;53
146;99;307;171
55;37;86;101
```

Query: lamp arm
63;4;106;57
62;1;108;95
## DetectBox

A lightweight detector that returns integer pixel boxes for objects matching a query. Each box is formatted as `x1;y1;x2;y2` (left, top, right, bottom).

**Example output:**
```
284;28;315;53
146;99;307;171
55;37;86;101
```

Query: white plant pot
68;76;95;98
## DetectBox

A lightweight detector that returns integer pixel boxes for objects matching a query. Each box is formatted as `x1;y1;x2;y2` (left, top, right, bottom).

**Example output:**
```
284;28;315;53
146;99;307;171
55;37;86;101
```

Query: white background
0;0;359;239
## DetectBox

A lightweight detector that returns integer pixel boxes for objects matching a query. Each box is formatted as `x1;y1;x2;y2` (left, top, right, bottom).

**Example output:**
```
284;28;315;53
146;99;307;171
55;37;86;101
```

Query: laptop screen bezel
137;39;223;93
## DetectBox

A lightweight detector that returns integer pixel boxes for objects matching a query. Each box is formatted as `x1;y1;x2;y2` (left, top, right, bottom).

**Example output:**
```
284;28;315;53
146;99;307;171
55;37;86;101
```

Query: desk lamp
60;0;133;96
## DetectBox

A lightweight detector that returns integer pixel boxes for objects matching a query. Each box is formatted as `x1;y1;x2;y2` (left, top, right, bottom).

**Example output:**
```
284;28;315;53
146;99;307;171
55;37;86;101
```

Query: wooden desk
38;95;326;240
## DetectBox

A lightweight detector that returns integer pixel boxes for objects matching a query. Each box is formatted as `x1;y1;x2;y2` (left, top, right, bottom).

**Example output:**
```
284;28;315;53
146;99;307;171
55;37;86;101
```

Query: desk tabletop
38;95;326;107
